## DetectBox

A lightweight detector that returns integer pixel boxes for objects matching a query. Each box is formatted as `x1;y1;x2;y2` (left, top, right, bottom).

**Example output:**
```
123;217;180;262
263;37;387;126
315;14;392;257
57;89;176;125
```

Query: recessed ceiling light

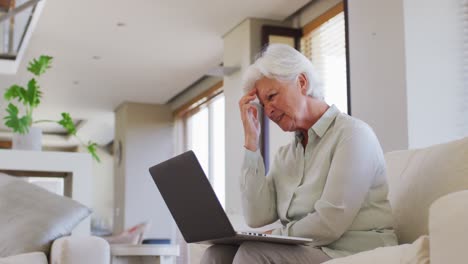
116;22;126;27
92;55;101;60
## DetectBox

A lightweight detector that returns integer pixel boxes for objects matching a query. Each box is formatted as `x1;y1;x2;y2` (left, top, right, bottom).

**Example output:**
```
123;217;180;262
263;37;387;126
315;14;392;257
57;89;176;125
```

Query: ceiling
0;0;310;145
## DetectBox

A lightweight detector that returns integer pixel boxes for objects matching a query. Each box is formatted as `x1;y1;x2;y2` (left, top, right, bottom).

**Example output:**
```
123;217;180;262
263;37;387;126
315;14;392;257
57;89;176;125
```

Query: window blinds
301;12;348;114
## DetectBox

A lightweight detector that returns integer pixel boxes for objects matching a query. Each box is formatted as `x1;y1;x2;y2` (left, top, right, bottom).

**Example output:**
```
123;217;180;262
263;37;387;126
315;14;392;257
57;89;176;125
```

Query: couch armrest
50;236;110;264
429;190;468;264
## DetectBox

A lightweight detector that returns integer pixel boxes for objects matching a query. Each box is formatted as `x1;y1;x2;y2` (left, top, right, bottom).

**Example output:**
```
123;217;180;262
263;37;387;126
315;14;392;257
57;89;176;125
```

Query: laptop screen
149;151;236;243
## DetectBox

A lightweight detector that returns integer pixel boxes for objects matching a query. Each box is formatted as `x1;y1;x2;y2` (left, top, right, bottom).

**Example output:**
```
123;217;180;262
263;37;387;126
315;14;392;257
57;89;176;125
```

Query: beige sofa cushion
429;190;468;264
323;235;429;264
50;236;110;264
384;137;468;244
0;252;47;264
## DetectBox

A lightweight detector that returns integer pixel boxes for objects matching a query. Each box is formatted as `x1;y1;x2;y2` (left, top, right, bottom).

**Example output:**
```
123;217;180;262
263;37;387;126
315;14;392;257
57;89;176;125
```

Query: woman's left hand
263;229;273;235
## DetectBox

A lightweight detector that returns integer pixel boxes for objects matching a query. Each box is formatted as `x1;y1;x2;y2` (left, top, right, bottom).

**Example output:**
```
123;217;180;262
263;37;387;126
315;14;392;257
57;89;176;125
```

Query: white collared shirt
241;105;398;258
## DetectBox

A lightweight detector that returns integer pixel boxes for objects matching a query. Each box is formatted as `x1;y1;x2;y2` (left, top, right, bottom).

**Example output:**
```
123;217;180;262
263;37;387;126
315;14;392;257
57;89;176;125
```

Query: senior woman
201;44;397;264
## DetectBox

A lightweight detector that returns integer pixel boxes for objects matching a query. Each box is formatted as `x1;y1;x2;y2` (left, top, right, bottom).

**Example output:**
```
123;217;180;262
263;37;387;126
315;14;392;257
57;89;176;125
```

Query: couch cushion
384;137;468;244
429;190;468;264
0;252;48;264
322;235;429;264
50;236;110;264
0;173;91;257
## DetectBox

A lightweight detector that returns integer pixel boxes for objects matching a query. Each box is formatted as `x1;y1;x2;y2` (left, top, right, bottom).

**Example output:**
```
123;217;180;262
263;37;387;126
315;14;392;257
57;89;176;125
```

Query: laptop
148;150;313;245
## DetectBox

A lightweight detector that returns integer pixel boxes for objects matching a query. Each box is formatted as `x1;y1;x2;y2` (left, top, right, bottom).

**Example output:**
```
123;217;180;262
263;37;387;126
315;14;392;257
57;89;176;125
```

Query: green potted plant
3;55;100;162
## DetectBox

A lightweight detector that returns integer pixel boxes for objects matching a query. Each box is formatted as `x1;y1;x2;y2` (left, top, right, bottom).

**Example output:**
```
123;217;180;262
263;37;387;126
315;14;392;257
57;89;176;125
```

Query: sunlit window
187;107;209;175
179;89;225;208
301;4;348;114
210;96;225;207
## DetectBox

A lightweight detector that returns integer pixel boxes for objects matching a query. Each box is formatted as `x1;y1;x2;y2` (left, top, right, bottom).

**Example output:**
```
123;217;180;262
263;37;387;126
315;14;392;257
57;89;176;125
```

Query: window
301;3;348;114
175;82;225;208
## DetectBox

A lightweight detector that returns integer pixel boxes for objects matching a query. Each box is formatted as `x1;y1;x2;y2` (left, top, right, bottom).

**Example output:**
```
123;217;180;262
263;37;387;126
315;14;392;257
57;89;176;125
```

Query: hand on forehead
247;86;259;100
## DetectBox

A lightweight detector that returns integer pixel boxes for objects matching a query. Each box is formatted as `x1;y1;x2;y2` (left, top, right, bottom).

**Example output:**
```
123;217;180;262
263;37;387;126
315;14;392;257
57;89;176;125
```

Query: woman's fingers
239;95;257;108
240;89;261;150
240;92;261;151
247;106;260;133
249;105;258;123
241;104;259;129
247;88;257;97
246;87;257;95
239;88;258;107
240;102;258;127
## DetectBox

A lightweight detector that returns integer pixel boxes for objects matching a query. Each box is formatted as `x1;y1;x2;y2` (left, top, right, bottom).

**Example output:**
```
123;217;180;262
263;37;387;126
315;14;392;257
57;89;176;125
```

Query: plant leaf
4;85;28;104
87;142;101;162
4;103;31;134
57;112;76;135
27;55;53;77
26;78;42;108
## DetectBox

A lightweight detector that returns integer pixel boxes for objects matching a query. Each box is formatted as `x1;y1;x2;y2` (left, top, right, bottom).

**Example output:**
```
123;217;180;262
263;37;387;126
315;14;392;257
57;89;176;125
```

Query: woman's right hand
239;89;261;151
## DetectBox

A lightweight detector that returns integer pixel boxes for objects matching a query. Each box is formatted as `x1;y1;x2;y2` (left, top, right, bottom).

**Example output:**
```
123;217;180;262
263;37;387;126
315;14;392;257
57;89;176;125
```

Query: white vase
12;127;42;151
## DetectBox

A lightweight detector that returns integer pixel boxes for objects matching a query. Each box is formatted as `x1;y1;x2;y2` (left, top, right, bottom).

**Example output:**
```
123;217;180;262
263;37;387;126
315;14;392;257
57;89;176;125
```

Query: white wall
347;0;466;150
114;104;127;234
114;102;175;240
90;147;114;231
404;0;465;148
77;145;114;232
347;0;409;152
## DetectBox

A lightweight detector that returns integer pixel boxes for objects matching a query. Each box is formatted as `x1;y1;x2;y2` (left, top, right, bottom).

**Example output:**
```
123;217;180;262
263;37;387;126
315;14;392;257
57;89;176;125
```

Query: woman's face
255;75;308;132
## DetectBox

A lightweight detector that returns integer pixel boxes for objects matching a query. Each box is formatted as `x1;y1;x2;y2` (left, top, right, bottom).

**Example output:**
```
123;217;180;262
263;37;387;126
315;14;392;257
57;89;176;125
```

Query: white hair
243;43;324;100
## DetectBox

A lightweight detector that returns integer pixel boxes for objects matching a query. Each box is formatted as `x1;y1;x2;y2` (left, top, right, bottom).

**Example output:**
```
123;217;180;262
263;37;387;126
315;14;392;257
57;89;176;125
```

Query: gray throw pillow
0;173;15;188
0;177;91;257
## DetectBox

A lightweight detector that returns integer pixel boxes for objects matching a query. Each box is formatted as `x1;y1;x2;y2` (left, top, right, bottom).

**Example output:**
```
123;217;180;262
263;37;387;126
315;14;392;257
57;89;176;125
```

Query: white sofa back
384;137;468;244
429;190;468;264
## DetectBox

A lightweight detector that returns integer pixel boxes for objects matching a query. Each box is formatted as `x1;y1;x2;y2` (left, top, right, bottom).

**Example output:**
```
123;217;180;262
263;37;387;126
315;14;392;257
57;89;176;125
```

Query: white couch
325;136;468;264
0;236;110;264
50;236;110;264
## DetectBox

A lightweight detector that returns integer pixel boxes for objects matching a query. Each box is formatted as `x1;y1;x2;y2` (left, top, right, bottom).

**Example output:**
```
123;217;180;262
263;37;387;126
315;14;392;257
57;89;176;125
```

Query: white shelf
111;244;179;257
111;244;179;264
